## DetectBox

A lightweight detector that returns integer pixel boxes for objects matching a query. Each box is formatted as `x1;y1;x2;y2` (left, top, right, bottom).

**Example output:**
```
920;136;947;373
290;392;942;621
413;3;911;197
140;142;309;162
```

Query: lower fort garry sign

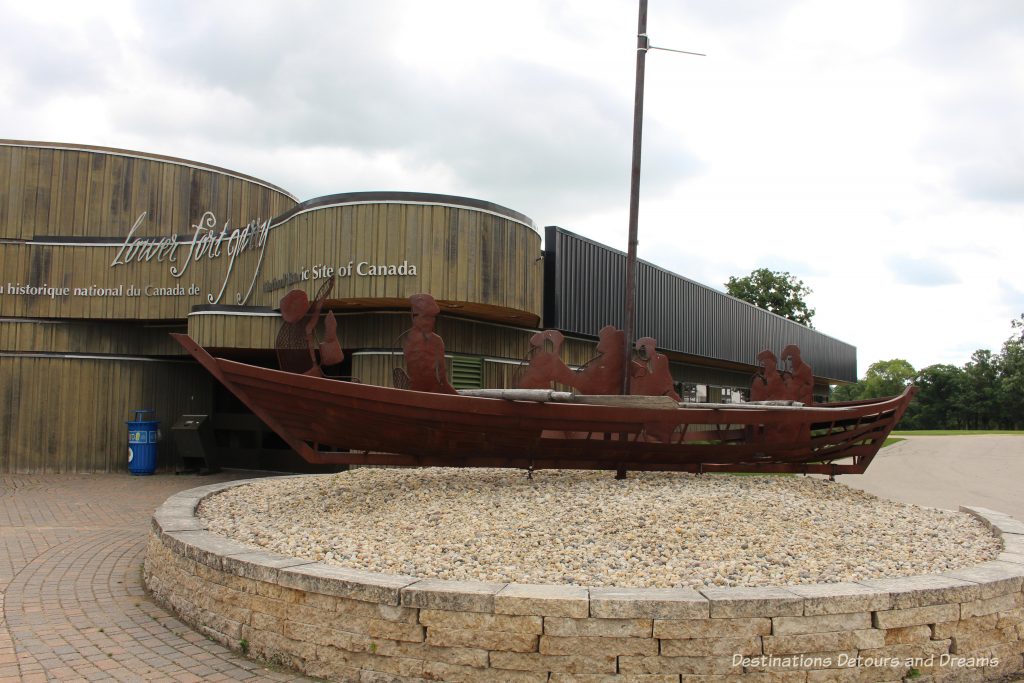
3;211;419;307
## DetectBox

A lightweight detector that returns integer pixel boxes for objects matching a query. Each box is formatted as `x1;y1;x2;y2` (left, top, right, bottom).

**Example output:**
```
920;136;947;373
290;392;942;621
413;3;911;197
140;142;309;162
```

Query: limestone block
360;618;427;643
961;591;1023;619
377;603;420;624
659;635;761;657
699;586;804;618
589;587;709;619
278;562;418;605
998;552;1024;565
539;635;658;657
741;650;859;671
545;617;652;638
425;627;538;652
410;658;546;682
243;625;317;661
220;551;314;586
806;666;904;683
384;641;489;668
400;579;505;612
286;619;368;650
152;512;207;534
191;588;252;624
195;606;244;641
857;575;980;609
786;582;890;616
872;603;960;629
944;561;1024;600
653;617;770;639
996;607;1024;630
727;674;811;683
884;625;932;645
771;612;872;635
762;629;885;655
162;530;253;571
617;654;736;675
950;626;1019;654
857;639;951;665
549;675;683;683
418;609;542;634
489;651;617;674
494;584;589;618
253;581;302;602
931;614;998;640
1001;535;1024;555
251;611;285;633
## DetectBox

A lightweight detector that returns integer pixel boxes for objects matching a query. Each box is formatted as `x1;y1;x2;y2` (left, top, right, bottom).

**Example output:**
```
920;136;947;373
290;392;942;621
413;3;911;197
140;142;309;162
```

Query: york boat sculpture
174;289;914;477
174;3;916;478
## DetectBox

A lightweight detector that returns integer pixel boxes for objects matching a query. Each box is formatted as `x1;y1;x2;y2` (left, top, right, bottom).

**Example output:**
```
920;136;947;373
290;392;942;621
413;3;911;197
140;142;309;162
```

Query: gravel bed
197;468;1001;589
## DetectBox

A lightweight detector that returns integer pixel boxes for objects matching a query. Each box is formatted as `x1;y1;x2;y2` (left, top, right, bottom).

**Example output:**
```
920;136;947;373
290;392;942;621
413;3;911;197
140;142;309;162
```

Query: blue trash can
127;409;160;475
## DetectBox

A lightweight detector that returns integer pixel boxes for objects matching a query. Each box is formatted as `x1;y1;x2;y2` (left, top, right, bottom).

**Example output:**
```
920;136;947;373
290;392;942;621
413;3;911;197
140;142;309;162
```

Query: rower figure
518;330;574;390
750;349;787;402
629;337;681;401
570;325;626;395
276;277;343;377
402;293;457;394
781;344;814;405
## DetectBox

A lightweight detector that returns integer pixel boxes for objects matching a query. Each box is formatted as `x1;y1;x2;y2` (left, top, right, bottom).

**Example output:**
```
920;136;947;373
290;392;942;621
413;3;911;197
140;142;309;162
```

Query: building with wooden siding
1;140;856;472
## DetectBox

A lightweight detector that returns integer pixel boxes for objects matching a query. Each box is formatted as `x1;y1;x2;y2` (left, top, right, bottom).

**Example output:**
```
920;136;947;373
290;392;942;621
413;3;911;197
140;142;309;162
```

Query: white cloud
1;0;1022;374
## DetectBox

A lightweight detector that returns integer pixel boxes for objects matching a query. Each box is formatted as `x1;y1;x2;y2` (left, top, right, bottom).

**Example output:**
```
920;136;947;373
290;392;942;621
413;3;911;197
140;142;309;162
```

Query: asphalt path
840;434;1024;520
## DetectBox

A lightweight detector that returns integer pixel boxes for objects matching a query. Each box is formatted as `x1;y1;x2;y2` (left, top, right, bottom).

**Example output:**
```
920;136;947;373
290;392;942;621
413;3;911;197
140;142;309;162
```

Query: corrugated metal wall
544;227;857;383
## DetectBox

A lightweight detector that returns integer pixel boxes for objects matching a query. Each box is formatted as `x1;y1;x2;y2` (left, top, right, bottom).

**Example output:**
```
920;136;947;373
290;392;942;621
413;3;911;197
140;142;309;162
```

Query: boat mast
622;1;704;394
622;0;648;395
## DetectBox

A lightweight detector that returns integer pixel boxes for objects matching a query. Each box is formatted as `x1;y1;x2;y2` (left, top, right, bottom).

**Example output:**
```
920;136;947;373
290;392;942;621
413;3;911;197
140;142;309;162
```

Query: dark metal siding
544;226;857;382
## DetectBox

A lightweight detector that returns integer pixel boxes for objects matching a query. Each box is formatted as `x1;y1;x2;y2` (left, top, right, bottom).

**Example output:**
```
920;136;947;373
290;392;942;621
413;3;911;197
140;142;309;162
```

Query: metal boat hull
174;334;914;475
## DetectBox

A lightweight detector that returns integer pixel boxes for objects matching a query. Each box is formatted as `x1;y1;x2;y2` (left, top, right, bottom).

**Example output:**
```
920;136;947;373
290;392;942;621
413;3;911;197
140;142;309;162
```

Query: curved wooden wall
252;193;544;325
0;140;296;239
0;141;298;321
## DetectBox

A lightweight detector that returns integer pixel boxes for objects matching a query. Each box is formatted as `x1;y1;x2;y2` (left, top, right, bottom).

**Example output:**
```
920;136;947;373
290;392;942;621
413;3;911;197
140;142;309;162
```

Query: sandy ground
841;435;1024;520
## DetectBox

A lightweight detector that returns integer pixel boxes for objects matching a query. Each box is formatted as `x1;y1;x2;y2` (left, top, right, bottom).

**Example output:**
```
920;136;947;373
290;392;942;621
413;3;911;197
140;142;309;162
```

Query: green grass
891;430;1024;436
882;437;905;447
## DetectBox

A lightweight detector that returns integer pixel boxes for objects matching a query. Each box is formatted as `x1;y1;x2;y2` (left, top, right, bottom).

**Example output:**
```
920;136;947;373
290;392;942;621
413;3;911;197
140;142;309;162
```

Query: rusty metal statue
750;345;813;405
401;293;457;394
570;325;626;395
276;277;343;377
629;337;681;401
781;344;814;405
750;349;787;402
517;330;575;390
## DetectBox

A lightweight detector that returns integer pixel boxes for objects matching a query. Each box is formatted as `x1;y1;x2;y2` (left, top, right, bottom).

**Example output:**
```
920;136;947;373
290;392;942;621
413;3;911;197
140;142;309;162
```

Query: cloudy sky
2;0;1021;375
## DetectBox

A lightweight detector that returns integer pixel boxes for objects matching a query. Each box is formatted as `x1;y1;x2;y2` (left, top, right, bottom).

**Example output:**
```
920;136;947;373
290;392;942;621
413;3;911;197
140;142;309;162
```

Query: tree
829;358;915;405
862;359;916;398
961;350;999;429
997;333;1024;429
725;268;815;327
830;381;864;402
911;364;966;429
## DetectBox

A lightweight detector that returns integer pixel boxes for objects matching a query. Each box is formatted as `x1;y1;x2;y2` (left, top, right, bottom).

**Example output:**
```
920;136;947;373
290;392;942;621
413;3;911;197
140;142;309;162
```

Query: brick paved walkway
0;472;315;682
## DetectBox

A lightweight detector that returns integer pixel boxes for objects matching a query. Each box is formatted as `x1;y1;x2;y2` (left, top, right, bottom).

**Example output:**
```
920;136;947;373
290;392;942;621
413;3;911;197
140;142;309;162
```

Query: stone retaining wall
144;479;1024;682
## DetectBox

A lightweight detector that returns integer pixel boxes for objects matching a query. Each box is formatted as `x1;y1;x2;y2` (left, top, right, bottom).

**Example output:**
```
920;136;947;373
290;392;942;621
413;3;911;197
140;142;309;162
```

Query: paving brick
0;472;318;682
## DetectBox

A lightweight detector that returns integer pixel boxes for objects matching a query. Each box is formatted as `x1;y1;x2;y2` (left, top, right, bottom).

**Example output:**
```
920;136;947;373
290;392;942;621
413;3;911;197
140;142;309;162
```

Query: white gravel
196;468;1001;589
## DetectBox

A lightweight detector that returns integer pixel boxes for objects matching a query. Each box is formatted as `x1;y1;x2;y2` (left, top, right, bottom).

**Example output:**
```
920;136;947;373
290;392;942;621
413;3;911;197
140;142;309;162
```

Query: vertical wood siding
0;356;213;473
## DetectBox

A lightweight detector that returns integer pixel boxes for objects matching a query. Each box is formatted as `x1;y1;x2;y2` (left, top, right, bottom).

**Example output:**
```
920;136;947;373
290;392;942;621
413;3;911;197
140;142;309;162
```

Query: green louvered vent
450;355;484;390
